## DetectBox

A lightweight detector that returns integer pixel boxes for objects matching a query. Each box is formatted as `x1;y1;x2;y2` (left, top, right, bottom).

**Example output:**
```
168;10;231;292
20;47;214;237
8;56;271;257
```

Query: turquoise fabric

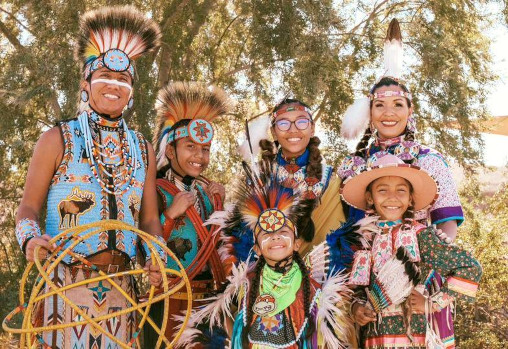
158;182;213;269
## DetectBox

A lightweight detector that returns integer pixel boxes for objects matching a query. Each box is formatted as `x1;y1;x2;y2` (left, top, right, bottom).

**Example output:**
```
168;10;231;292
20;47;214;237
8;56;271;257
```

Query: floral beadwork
349;250;372;285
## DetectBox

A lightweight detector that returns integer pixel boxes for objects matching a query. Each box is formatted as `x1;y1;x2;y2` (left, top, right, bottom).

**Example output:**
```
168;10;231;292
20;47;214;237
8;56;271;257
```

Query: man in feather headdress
144;81;237;345
15;6;164;348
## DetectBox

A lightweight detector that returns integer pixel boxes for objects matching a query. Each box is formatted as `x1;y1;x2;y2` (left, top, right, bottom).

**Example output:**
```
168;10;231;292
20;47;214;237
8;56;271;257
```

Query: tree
0;0;504;343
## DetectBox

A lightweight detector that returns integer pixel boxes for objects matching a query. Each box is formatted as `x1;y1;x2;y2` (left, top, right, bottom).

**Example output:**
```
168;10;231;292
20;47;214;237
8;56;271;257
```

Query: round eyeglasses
274;118;312;131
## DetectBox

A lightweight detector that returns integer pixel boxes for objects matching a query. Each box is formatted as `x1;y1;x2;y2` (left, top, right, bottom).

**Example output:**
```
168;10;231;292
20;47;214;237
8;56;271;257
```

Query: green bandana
259;262;302;317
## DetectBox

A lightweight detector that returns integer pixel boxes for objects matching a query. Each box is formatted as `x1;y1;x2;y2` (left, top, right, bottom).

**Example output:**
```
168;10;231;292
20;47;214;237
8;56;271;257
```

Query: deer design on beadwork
58;187;96;228
128;193;141;224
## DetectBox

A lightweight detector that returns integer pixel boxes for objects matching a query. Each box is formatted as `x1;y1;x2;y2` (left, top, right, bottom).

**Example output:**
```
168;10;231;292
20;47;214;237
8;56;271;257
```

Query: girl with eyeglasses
257;98;346;256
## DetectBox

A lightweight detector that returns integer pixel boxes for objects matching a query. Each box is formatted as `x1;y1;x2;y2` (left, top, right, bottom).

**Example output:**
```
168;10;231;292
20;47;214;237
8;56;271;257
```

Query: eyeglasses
273;118;312;131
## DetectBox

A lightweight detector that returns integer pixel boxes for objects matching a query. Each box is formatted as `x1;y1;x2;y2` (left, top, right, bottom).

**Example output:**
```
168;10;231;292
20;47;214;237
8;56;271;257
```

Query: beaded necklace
78;107;138;195
165;168;204;216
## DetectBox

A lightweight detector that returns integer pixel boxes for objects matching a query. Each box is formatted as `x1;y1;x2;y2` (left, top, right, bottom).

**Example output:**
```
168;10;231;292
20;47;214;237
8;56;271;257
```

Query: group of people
14;5;482;349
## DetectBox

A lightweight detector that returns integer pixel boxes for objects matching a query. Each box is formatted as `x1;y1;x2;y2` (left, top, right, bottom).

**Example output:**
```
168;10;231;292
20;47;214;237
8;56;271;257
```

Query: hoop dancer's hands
144;259;163;287
25;234;56;262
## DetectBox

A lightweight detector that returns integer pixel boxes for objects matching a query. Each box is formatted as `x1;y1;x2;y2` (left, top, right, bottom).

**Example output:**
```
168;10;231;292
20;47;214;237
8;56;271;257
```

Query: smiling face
166;137;210;177
253;225;301;266
86;68;133;118
271;109;314;159
370;85;412;140
365;176;413;221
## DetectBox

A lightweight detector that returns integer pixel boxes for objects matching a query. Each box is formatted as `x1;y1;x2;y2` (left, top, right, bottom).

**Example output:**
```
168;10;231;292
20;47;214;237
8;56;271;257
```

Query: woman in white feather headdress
337;19;468;347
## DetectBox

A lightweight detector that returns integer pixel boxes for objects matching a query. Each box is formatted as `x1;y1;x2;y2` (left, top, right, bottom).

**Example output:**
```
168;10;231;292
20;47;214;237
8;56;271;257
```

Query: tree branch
0;6;32;33
0;19;23;50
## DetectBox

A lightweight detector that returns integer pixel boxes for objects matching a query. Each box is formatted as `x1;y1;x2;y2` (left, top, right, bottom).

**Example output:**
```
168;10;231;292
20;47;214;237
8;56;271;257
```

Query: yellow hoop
2;220;193;349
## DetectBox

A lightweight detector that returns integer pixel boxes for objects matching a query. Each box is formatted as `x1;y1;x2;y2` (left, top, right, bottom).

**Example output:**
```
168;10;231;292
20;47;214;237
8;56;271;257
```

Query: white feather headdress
341;19;404;140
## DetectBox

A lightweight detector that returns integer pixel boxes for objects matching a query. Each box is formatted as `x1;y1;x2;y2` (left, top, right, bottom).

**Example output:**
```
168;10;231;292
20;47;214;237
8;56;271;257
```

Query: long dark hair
242;252;314;346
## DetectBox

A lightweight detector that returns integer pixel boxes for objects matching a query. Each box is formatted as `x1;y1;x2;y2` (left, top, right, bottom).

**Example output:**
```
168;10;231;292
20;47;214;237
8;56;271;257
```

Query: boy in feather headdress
144;82;237;345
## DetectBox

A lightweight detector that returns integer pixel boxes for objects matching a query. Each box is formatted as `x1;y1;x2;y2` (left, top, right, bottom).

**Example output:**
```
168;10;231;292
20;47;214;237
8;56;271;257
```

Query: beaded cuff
16;218;42;254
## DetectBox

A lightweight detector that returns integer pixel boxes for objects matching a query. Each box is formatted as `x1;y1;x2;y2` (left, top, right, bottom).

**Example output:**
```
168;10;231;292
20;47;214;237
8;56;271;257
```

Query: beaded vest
46;111;148;264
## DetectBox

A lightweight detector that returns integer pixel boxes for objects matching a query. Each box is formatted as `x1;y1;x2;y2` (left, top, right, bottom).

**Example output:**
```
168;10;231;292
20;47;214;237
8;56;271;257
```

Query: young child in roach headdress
340;153;482;348
175;161;353;348
144;82;237;345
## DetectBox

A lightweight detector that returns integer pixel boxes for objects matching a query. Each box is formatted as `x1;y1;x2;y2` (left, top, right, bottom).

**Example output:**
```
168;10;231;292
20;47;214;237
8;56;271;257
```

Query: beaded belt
71;250;130;274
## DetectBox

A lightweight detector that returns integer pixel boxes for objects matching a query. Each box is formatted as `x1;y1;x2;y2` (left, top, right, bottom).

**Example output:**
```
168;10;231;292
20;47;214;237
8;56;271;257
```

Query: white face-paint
91;78;133;91
260;235;272;250
259;233;293;250
281;234;292;249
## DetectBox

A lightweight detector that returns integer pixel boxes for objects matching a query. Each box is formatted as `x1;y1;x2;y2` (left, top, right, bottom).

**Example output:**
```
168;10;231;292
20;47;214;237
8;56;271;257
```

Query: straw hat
340;153;438;211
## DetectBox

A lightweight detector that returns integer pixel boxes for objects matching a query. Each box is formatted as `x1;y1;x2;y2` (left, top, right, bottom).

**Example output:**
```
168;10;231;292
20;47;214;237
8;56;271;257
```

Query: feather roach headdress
76;5;161;80
341;19;412;140
153;81;232;170
220;161;315;245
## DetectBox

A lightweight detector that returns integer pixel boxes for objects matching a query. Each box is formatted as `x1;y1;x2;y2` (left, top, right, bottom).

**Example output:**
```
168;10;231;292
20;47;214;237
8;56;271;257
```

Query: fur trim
317;270;353;348
340;97;370;140
238;114;271;164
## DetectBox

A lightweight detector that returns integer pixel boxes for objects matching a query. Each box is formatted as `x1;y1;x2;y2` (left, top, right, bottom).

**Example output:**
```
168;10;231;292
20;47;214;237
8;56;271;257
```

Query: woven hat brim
340;163;438;211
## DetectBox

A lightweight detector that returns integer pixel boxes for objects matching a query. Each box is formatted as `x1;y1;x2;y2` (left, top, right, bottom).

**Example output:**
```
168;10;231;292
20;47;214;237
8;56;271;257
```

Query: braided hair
293;251;315;340
242;256;266;346
354;77;414;159
262;98;324;182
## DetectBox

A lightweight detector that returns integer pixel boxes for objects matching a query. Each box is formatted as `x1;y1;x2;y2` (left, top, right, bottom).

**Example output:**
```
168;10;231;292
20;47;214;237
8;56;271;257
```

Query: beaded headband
166;119;214;145
255;208;296;236
271;104;312;122
369;90;412;101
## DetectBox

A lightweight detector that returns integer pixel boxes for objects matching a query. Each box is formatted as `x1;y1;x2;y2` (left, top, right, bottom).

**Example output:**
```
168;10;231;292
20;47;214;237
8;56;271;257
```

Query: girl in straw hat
341;153;481;348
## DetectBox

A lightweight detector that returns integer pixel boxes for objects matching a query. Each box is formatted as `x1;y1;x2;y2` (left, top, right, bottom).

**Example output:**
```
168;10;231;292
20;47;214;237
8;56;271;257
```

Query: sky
483;21;508;167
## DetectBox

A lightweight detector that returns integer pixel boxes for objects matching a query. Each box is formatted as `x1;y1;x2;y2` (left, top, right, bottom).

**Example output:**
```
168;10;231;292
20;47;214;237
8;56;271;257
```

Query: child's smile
366;176;412;221
254;226;301;266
